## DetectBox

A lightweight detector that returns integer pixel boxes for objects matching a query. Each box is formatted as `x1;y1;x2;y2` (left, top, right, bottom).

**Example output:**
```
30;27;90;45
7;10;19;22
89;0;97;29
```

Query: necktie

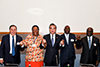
52;35;54;47
88;37;91;49
12;36;15;56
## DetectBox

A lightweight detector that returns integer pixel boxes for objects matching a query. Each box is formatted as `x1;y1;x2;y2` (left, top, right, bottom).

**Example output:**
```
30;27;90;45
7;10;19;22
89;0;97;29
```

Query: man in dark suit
60;25;76;67
0;25;24;66
41;23;64;66
76;27;100;66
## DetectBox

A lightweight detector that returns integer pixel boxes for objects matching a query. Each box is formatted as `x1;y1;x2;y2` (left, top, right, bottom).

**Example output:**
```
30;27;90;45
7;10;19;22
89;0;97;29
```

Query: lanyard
33;35;39;43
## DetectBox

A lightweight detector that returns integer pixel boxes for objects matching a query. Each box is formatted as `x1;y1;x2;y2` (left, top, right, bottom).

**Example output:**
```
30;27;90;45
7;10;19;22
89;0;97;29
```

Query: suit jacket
0;34;23;64
76;36;100;65
43;34;62;64
60;33;76;64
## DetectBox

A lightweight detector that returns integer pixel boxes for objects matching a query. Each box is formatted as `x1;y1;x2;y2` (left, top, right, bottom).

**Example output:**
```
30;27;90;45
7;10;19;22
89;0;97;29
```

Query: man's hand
0;59;3;64
20;41;24;46
76;35;81;40
96;61;99;66
42;39;47;44
42;39;47;48
60;39;64;45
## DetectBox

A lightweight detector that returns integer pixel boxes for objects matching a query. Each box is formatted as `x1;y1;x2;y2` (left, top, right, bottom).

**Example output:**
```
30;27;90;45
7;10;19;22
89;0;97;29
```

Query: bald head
86;27;93;36
64;25;70;34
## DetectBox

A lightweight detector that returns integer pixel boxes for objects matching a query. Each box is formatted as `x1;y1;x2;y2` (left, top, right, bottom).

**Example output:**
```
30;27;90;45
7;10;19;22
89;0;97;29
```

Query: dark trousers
45;59;57;66
4;55;17;66
87;57;96;66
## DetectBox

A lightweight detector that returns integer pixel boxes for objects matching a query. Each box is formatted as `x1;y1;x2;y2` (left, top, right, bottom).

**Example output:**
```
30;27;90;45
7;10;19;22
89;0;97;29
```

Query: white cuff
0;58;3;60
59;44;62;47
62;44;65;47
21;45;24;48
42;44;44;47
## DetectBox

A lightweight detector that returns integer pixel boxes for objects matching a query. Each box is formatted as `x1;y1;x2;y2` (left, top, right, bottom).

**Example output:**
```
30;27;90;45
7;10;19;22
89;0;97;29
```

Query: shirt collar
87;35;93;38
50;33;55;38
64;33;69;36
10;34;16;38
87;35;93;40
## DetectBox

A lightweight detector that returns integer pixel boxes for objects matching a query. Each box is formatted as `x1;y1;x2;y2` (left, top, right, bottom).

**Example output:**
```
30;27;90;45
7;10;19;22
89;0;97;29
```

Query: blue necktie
88;37;91;49
52;35;54;47
12;36;15;56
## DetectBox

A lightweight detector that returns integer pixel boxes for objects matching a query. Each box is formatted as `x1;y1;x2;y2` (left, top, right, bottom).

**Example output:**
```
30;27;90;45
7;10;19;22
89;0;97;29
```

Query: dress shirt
87;36;93;49
64;33;69;44
50;33;56;45
10;34;16;54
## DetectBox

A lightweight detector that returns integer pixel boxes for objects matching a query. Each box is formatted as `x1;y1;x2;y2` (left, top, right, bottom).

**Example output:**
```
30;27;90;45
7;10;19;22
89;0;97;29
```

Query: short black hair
86;27;93;32
32;25;39;30
9;25;17;30
49;23;57;29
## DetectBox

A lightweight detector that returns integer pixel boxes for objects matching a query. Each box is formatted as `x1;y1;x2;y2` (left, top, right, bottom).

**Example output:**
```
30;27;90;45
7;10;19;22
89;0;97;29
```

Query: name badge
32;44;36;47
71;39;74;42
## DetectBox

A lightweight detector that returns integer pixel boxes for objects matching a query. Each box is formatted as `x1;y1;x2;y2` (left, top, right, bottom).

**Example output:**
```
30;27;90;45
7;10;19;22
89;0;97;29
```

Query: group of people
0;23;100;67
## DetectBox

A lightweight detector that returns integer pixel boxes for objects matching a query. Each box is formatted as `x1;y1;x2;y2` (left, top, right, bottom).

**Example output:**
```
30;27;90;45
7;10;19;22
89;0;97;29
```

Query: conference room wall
0;0;100;33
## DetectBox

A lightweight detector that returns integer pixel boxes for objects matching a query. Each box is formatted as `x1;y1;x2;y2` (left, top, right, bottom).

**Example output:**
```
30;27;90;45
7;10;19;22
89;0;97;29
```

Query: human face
64;26;70;34
87;28;93;36
9;26;17;36
32;27;39;36
49;25;56;35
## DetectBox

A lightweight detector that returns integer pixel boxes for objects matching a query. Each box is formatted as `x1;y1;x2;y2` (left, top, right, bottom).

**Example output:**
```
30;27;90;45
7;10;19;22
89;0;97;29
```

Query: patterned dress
22;34;44;62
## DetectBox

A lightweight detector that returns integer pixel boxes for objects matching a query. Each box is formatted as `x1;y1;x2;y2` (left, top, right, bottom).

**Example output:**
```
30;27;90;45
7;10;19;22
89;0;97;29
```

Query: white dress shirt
50;33;56;44
87;36;93;45
10;34;16;54
64;33;69;44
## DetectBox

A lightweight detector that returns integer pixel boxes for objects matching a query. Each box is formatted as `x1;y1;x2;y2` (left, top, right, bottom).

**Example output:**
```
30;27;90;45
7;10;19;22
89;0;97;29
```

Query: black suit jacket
0;34;23;64
60;33;76;64
76;36;100;65
43;34;62;65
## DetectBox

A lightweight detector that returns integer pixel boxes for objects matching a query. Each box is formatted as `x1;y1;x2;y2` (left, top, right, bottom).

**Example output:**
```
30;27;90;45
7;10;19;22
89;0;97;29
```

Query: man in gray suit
76;27;100;66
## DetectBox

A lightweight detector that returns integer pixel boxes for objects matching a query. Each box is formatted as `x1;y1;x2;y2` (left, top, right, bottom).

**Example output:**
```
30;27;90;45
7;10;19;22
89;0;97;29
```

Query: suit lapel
69;34;71;45
85;37;89;49
8;34;10;50
48;34;52;47
91;36;95;49
63;34;67;45
16;35;17;47
54;34;58;47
